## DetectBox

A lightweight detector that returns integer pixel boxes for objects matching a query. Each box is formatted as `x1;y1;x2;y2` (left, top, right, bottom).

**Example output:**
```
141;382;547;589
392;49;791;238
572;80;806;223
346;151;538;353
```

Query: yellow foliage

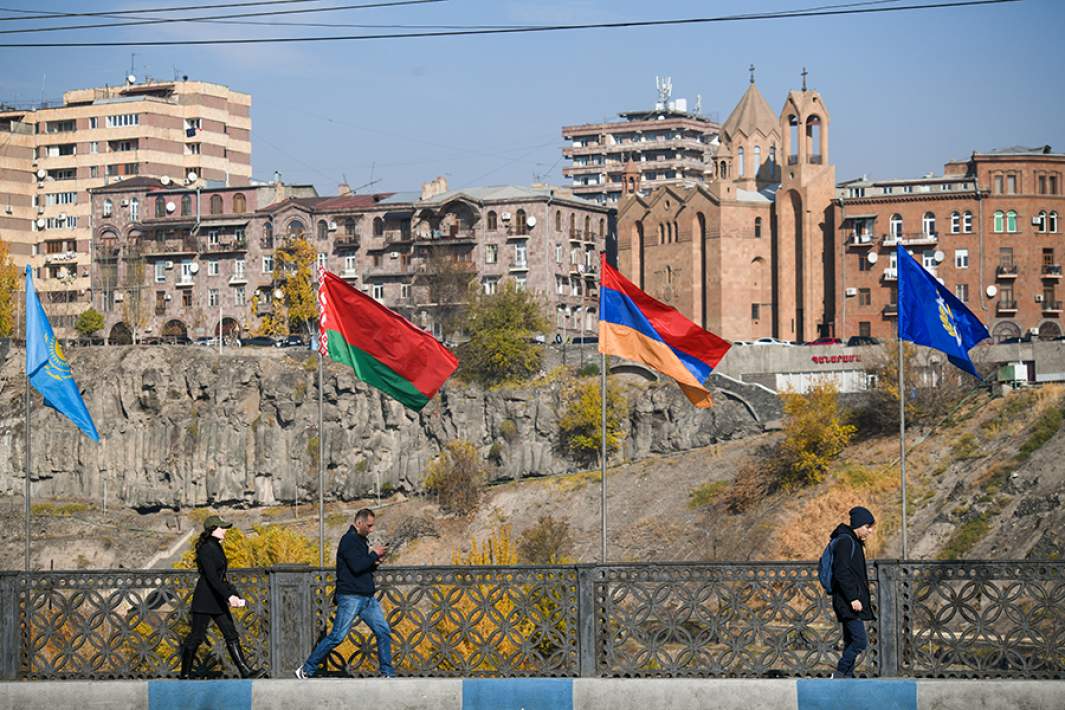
0;240;19;337
779;383;856;488
176;524;320;569
559;378;628;464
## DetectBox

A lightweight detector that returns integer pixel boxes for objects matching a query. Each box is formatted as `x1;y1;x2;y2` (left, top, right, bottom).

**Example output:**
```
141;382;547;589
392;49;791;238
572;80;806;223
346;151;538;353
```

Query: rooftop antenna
694;94;702;115
368;161;376;187
655;75;672;105
352;178;381;194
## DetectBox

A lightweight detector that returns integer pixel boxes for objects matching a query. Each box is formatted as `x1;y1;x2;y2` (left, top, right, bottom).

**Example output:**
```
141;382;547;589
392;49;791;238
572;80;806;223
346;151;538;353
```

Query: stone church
617;75;837;342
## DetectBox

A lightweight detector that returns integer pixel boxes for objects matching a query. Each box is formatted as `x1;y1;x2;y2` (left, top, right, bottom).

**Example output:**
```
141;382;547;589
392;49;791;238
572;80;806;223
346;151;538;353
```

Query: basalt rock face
0;345;765;510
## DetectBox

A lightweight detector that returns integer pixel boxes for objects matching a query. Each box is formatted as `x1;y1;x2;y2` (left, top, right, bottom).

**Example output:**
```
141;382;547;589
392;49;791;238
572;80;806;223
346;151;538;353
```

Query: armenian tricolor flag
598;254;731;408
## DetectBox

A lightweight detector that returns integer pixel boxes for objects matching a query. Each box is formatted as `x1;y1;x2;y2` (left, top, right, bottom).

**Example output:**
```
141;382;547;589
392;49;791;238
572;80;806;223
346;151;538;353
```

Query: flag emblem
937;296;962;347
44;334;73;381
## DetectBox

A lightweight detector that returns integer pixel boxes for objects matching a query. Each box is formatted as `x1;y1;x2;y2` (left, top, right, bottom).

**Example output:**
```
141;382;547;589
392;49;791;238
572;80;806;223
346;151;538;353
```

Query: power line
0;0;446;35
0;0;1020;48
0;0;344;22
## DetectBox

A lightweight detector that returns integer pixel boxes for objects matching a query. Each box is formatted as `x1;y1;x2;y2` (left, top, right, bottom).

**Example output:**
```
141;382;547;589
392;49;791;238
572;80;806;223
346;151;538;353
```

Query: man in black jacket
830;506;876;678
296;508;394;678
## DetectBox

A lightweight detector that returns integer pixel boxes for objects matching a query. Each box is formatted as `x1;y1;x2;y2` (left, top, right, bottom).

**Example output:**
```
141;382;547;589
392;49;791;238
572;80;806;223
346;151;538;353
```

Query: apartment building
90;176;612;343
836;146;1065;342
562;77;719;206
0;78;252;334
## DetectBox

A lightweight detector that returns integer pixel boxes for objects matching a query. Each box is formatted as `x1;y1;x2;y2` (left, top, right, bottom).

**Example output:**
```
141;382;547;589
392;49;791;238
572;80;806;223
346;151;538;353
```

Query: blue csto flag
24;266;100;441
896;245;990;377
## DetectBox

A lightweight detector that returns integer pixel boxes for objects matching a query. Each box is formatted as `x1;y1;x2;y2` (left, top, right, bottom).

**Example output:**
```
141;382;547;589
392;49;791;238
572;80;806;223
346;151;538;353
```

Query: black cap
849;506;875;529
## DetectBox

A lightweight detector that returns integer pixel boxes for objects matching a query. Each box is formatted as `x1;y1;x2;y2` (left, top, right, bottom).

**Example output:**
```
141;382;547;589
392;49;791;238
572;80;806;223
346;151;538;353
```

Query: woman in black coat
178;515;266;679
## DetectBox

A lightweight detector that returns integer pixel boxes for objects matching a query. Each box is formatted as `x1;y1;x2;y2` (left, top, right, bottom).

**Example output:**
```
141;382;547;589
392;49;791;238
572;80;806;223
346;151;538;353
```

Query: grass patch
834;462;895;492
688;481;729;509
548;469;603;493
31;501;91;517
950;433;982;461
939;512;992;560
1016;406;1063;462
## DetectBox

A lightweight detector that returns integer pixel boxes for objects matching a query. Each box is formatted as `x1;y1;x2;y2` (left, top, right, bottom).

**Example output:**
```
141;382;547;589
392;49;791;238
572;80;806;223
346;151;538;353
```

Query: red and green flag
317;269;458;411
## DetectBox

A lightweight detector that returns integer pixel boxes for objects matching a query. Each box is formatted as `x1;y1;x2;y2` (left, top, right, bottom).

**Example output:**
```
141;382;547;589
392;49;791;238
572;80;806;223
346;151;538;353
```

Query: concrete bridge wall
2;678;1063;710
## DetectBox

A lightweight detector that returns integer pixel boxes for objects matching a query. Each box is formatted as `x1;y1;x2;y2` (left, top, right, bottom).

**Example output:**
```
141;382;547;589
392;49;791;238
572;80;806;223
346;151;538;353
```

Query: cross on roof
749;64;755;84
801;66;808;91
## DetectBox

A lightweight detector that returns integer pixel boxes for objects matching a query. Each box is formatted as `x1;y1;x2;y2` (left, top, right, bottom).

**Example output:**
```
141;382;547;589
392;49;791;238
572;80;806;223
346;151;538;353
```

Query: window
373;217;383;236
754;217;762;239
555;243;562;264
1051;175;1059;195
234;259;246;279
1039;175;1047;195
1051;212;1059;233
1007;174;1017;194
994;175;1004;193
922;211;936;237
90;166;99;177
955;249;969;269
207;260;220;276
858;253;872;272
233;286;246;306
515;209;527;235
102;199;113;217
233;193;246;213
859;322;871;338
737;147;745;177
514;243;528;268
950;211;960;234
993;211;1004;233
105;113;139;127
963;211;973;233
955;283;969;303
89;141;99;154
515;275;527;291
89;117;98;129
922;251;936;270
751;303;759;320
1006;210;1018;233
372;284;384;301
1043;248;1054;266
555;211;562;231
111;139;137;152
400;284;411;300
130;197;139;221
483;278;498;296
45;120;75;133
45;143;75;157
858;288;871;306
487;211;497;231
343;255;357;274
753;146;761;174
106;164;119;177
208;230;220;246
890;214;903;239
317;252;327;270
182;290;192;307
155;262;166;283
185;143;201;155
155;197;166;218
181;194;191;216
485;244;497;264
46;192;77;206
210;194;223;215
262;255;274;273
1037;211;1048;232
317;220;328;241
208;289;219;307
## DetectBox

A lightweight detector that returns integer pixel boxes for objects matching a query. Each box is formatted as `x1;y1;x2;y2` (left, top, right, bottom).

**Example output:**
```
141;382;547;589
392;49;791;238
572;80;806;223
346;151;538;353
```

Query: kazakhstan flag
24;266;100;441
897;245;990;377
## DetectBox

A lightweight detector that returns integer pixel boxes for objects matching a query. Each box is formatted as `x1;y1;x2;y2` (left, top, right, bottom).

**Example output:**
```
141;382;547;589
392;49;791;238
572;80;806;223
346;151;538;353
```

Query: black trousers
182;610;240;651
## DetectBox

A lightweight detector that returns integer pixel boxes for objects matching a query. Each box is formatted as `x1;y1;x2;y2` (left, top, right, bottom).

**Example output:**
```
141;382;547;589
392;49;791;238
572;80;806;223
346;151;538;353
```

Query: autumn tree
270;235;317;336
777;382;856;488
558;377;628;465
423;439;488;515
176;524;319;569
75;308;105;337
0;240;18;337
457;280;549;386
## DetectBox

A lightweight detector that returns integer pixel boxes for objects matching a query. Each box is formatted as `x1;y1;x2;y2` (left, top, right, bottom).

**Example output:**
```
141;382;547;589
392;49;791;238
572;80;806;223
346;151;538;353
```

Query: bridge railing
1;561;1062;680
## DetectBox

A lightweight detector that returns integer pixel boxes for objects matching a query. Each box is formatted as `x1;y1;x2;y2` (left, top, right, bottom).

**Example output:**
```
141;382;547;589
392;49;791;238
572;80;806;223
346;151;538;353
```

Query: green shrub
688;481;729;509
950;433;982;461
576;362;600;378
1017;406;1063;462
517;515;573;564
939;513;992;560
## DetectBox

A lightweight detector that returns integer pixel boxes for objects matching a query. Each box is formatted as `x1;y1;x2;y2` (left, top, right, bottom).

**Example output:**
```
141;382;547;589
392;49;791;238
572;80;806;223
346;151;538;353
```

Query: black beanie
849;506;875;529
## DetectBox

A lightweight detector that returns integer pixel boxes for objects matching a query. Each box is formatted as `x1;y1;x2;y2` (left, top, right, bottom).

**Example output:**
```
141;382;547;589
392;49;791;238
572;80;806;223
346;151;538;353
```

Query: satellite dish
165;201;176;213
934;250;945;263
160;175;172;186
273;289;284;299
189;263;200;274
126;74;136;85
526;215;537;227
186;171;198;183
867;252;878;264
986;285;998;298
36;168;46;179
35;218;45;228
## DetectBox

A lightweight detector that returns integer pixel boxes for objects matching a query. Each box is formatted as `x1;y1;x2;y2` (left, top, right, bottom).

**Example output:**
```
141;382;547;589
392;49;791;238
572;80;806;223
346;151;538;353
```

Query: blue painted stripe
797;679;917;710
462;678;572;710
600;288;713;383
148;679;252;710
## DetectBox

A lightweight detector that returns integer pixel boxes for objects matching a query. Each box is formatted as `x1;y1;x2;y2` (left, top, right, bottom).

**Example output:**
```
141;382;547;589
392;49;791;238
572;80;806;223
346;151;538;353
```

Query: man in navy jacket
830;506;876;678
296;508;394;678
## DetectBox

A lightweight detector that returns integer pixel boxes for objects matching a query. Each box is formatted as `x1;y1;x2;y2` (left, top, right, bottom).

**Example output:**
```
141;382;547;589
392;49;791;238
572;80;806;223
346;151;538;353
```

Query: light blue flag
896;245;990;377
24;266;100;441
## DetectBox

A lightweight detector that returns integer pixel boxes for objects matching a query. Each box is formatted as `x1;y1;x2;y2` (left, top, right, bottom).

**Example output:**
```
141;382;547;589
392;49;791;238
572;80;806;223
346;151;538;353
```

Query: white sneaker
294;666;308;680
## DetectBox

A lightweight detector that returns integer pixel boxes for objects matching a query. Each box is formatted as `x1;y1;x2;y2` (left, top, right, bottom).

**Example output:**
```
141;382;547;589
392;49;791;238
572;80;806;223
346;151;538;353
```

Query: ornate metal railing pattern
591;563;877;678
16;570;269;679
310;567;579;677
899;562;1065;678
2;561;1063;680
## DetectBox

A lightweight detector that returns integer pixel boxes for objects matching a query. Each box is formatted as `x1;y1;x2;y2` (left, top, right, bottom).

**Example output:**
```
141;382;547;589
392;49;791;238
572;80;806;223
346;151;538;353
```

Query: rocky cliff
0;345;764;510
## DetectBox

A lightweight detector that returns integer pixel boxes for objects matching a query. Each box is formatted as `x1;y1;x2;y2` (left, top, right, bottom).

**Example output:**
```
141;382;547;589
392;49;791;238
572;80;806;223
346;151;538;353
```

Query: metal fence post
269;565;314;679
0;572;18;680
576;566;598;677
875;560;900;677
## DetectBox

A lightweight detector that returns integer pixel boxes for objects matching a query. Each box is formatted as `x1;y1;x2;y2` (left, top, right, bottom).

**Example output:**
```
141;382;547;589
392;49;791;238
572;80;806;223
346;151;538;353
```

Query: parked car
731;340;752;347
846;336;882;347
240;336;277;347
275;335;306;348
751;337;793;347
194;336;218;346
806;337;844;346
571;335;599;345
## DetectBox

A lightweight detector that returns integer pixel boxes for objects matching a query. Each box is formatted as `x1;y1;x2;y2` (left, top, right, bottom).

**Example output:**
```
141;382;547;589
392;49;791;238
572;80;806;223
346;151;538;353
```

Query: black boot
179;643;198;679
226;640;267;679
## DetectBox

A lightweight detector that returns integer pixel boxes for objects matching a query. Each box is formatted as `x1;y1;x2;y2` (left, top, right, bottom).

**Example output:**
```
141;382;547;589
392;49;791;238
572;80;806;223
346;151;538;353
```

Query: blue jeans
836;619;868;677
301;594;394;677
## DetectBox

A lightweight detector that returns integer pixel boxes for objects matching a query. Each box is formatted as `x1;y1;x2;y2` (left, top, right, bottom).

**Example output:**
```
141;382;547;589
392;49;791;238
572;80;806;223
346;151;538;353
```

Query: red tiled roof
91;176;168;193
256;192;395;215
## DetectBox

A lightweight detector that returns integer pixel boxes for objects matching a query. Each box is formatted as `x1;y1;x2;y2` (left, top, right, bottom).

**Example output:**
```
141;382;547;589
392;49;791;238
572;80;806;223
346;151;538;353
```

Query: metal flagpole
317;350;325;569
898;338;908;560
24;367;31;571
600;352;607;564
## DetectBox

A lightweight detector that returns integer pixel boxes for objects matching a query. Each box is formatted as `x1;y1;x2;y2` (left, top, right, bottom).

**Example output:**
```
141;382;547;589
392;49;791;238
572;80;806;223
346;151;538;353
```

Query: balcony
881;267;897;281
340;268;359;280
996;264;1019;279
420;228;478;244
142;237;198;256
228;273;247;285
569;230;584;243
881;234;900;248
510;261;529;272
176;277;195;288
334;235;361;250
899;232;938;246
1042;264;1062;279
44;251;79;264
201;239;247;254
383;229;412;244
882;303;898;316
848;234;874;247
1042;300;1063;313
997;299;1019;314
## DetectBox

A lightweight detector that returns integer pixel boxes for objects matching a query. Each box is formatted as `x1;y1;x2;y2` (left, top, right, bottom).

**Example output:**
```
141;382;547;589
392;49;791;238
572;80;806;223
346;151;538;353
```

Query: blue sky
1;0;1063;195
